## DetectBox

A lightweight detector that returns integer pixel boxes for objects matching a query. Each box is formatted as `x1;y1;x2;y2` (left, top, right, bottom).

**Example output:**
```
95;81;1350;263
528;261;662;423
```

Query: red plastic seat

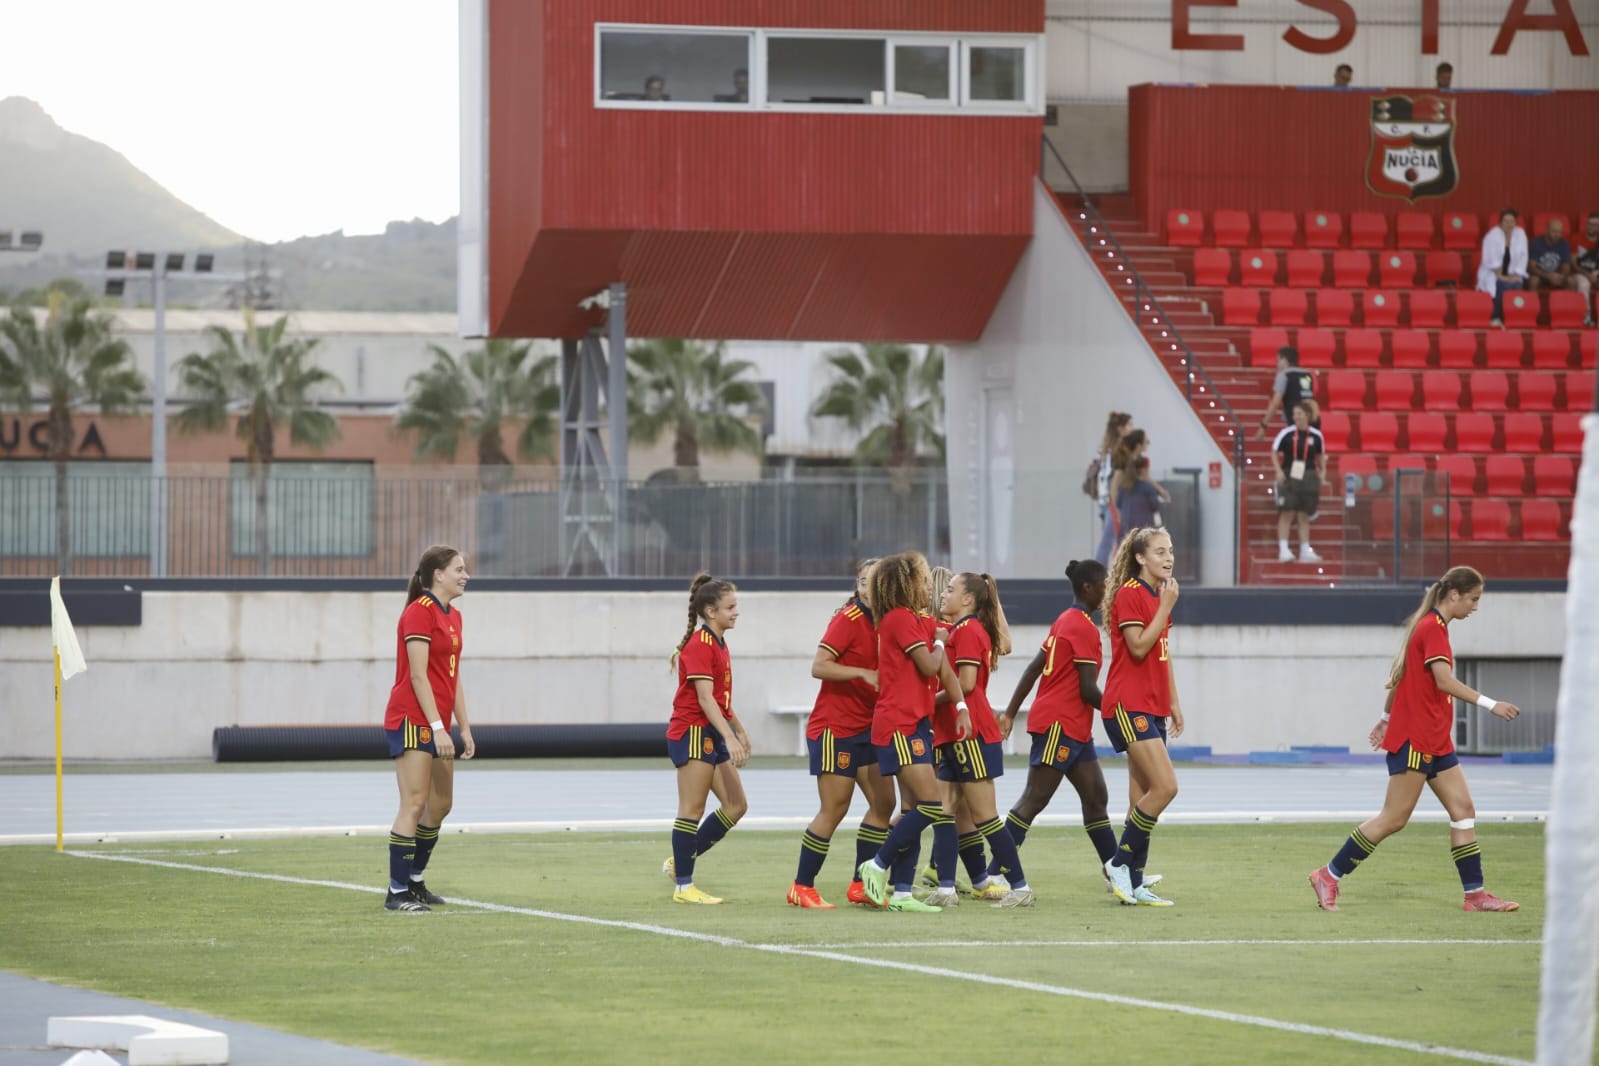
1379;251;1418;288
1286;250;1325;288
1470;500;1512;540
1533;213;1571;241
1343;329;1384;368
1454;412;1496;452
1532;331;1574;369
1468;370;1510;411
1441;211;1481;251
1332;250;1372;288
1240;249;1279;287
1454;291;1493;328
1319;411;1352;450
1423;250;1464;287
1269;288;1308;326
1566;372;1595;410
1505;412;1546;451
1362;291;1400;327
1447;500;1466;540
1409;290;1447;328
1550;291;1588;329
1223;288;1262;326
1314;289;1355;326
1294;328;1336;367
1420;370;1461;409
1554;412;1585;451
1391;330;1431;368
1375;370;1417;410
1304;210;1343;249
1519;499;1564;541
1362;412;1400;451
1484;332;1526;369
1213;209;1251;247
1167;209;1205;246
1583;332;1597;368
1339;454;1379;485
1437;331;1479;369
1503;290;1539;328
1404;412;1445;451
1484;455;1526;495
1533;455;1576;496
1250;327;1291;368
1193;248;1231;286
1389;453;1430;472
1258;210;1297;248
1326;370;1368;409
1517;372;1557;410
1436;455;1479;494
1396;212;1435;250
1350;212;1389;249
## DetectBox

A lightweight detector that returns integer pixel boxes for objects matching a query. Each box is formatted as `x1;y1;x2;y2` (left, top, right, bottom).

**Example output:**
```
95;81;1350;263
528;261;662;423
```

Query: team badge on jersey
911;738;927;756
419;726;433;744
1422;753;1433;763
837;752;851;770
1057;745;1070;762
703;737;715;755
1366;94;1458;203
1134;716;1148;732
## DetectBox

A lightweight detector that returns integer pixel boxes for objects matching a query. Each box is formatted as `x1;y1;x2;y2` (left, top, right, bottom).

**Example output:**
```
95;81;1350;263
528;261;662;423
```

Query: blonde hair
1385;567;1483;689
929;565;954;619
869;551;930;619
956;572;1012;669
1102;527;1170;637
670;571;737;667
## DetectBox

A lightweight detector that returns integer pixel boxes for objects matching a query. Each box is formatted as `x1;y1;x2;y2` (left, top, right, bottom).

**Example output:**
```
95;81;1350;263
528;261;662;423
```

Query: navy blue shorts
875;719;936;776
1102;705;1168;755
1386;741;1460;778
808;727;875;778
387;722;441;758
667;724;729;768
936;738;1006;783
1029;722;1099;772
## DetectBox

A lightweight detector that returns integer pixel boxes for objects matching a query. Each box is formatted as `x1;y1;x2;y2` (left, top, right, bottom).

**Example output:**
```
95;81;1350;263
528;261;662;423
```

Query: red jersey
384;594;463;730
808;599;877;738
1382;609;1455;756
1103;579;1172;719
1028;606;1102;743
668;627;732;740
935;616;1001;745
872;606;934;744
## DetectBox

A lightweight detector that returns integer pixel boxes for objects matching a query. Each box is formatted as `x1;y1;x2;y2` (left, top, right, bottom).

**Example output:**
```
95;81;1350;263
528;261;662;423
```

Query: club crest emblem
837;752;851;770
911;738;927;756
1366;94;1458;202
1423;753;1433;763
1134;716;1149;732
419;726;432;744
1057;745;1070;762
703;737;715;755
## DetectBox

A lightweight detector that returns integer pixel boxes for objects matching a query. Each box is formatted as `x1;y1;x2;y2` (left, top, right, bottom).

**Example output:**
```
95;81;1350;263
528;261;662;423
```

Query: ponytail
957;572;1012;669
407;545;461;605
671;571;737;667
1386;566;1484;689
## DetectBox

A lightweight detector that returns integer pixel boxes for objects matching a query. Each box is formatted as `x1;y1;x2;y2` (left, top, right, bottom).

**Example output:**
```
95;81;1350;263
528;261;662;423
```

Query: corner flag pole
49;576;86;854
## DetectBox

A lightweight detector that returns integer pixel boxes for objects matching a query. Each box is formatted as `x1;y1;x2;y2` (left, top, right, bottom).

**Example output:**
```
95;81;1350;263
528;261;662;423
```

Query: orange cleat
1462;890;1519;912
846;880;879;907
787;882;837;909
1309;866;1341;911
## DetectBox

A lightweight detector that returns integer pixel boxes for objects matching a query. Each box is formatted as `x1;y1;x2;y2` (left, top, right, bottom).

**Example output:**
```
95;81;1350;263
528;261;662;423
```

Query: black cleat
385;891;430;912
408;880;446;906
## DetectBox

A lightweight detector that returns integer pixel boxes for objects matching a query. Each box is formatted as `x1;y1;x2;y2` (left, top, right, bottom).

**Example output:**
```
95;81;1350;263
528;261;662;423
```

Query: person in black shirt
1273;400;1326;563
1257;346;1316;438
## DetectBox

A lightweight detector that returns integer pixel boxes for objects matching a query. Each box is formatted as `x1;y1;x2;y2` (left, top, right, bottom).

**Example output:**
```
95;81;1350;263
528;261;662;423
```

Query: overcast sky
2;0;460;242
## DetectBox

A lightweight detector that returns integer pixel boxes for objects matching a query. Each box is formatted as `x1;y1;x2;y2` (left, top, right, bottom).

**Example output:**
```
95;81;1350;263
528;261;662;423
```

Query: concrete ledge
49;1013;229;1065
1503;748;1555;765
1249;750;1314;765
1291;745;1350;754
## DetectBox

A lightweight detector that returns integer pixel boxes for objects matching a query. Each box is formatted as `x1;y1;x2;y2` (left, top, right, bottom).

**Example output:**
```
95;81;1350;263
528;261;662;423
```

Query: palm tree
0;297;144;574
394;340;559;479
627;339;765;479
810;343;946;489
173;310;341;574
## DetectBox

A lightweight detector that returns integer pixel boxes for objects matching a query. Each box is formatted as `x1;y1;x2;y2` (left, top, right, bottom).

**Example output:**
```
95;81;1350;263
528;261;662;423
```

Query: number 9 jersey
384;593;464;730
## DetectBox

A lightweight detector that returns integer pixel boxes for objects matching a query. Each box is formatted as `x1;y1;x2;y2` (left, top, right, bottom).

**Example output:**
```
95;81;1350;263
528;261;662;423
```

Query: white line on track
67;850;1533;1066
779;938;1539;949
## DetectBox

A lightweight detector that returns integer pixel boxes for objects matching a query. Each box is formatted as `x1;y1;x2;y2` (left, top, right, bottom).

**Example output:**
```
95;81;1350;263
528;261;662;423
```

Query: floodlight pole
149;254;168;577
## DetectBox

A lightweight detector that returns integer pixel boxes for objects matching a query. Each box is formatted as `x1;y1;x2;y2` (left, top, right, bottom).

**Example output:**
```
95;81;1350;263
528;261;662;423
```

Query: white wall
946;181;1238;583
0;588;1562;761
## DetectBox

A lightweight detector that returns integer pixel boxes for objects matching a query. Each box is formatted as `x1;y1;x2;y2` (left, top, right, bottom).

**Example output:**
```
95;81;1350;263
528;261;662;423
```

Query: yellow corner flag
50;577;86;852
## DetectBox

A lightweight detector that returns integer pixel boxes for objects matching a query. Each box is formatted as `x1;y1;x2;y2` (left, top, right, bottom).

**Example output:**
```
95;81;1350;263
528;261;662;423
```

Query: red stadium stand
1471;500;1512;540
1269;288;1308;326
1423;251;1464;287
1193;248;1231;286
1454;412;1496;452
1362;412;1400;451
1437;331;1478;369
1503;290;1539;329
1390;453;1430;472
1332;250;1372;288
1436;455;1478;494
1391;330;1431;368
1349;212;1388;249
1533;213;1570;240
1583;332;1597;368
1468;370;1510;410
1454;291;1493;328
1549;291;1588;329
1294;328;1336;367
1567;372;1595;410
1484;455;1526;495
1250;327;1290;368
1362;291;1400;327
1378;251;1418;288
1520;499;1565;541
1286;250;1325;288
1326;370;1368;409
1258;210;1297;247
1485;332;1526;368
1319;411;1352;450
1167;209;1205;246
1396;212;1435;250
1342;329;1383;368
1409;290;1447;328
1223;288;1262;325
1532;331;1573;369
1339;454;1379;483
1402;412;1442;451
1440;211;1480;251
1314;289;1354;326
1304;210;1343;249
1554;413;1585;451
1213;209;1251;247
1517;372;1557;410
1420;370;1462;409
1375;370;1416;410
1505;412;1546;451
1533;455;1576;496
1239;249;1278;287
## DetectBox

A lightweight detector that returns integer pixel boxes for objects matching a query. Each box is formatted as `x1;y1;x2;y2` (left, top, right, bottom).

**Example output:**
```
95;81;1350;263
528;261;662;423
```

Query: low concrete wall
0;590;1563;761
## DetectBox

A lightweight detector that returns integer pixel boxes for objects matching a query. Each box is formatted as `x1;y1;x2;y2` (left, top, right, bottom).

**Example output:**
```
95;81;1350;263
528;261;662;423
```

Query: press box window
599;30;752;104
966;44;1028;104
767;36;884;105
892;43;953;104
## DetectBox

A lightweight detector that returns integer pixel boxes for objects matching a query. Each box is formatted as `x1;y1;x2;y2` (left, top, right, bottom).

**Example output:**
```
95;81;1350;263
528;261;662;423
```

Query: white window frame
593;25;757;112
762;29;887;110
885;37;957;109
959;37;1040;111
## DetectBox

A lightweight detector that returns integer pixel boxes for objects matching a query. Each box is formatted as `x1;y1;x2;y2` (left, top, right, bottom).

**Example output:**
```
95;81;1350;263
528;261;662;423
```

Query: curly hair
1102;527;1170;637
869;551;930;619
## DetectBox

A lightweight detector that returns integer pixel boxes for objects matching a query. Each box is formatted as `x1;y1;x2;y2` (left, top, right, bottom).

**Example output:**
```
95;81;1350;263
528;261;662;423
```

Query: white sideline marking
780;938;1538;950
69;851;1532;1066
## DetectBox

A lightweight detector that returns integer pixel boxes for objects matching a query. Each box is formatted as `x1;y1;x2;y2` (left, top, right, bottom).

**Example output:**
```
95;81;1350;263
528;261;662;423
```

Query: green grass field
4;823;1554;1065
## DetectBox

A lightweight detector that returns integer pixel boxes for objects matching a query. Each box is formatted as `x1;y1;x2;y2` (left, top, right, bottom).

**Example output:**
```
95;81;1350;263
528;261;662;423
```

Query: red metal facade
1130;84;1599;229
486;0;1043;340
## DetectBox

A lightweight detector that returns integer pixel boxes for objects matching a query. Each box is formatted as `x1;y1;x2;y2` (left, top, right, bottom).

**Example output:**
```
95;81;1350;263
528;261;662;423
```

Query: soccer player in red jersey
1310;567;1523;913
383;545;476;913
664;573;750;904
1100;527;1182;907
788;559;896;909
856;552;968;912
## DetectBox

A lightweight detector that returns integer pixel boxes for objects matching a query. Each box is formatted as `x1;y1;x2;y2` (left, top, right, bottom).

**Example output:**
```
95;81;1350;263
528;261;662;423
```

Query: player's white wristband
1475;694;1498;710
1378;712;1390;722
956;701;969;713
933;639;945;653
429;720;445;731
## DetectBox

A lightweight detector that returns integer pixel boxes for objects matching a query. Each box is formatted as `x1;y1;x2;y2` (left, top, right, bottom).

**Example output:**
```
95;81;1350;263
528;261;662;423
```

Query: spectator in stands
1334;64;1353;87
644;76;668;101
732;68;749;102
1576;212;1599;323
1435;62;1454;89
1476;208;1528;327
1090;411;1133;565
1116;454;1168;536
1527;218;1577;294
1273;400;1326;564
1257;346;1316;438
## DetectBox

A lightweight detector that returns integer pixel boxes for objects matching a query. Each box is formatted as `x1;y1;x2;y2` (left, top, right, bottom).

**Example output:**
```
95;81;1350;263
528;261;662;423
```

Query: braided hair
671;571;738;667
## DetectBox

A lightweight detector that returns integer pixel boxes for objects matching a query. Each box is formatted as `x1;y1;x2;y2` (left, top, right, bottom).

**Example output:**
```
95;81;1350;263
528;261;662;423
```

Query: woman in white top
1476;208;1528;327
1091;411;1133;565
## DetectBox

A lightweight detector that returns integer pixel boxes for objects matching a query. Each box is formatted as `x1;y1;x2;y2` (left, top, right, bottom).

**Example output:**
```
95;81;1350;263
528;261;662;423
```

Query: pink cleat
1462;890;1519;912
1309;866;1341;911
